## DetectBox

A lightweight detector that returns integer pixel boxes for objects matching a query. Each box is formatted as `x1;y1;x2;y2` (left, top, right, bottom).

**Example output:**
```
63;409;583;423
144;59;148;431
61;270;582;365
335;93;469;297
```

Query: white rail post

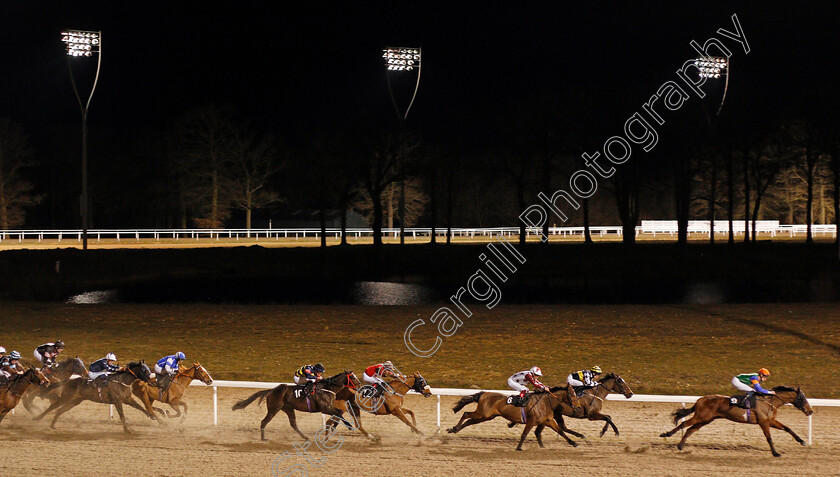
213;385;218;426
436;395;441;433
808;414;812;446
109;404;114;419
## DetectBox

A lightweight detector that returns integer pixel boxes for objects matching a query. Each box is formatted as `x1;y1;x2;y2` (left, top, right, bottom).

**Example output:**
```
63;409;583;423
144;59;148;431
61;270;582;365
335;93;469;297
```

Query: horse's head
71;356;87;376
28;367;49;387
411;372;432;397
127;361;153;382
776;386;813;416
193;363;214;385
600;373;634;398
343;369;362;389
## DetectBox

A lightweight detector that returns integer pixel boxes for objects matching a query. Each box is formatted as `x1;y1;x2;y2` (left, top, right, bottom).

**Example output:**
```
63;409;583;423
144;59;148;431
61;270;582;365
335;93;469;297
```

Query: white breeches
364;374;385;386
731;377;754;393
89;370;110;380
34;350;44;363
567;376;585;387
508;377;528;393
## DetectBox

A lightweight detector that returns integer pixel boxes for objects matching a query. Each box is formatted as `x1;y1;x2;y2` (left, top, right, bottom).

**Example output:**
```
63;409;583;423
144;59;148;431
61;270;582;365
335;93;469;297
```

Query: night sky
1;2;839;228
4;2;837;142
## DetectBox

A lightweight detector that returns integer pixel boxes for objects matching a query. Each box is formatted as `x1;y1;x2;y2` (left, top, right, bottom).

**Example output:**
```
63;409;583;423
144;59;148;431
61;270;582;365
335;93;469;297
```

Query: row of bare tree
1;110;838;249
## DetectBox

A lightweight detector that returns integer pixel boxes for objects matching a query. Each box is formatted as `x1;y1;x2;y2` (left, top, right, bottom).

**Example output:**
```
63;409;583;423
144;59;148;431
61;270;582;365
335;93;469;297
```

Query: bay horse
530;372;634;441
447;390;579;450
0;368;49;424
132;363;213;421
327;372;431;439
34;361;155;433
659;386;813;457
232;371;355;441
21;356;87;414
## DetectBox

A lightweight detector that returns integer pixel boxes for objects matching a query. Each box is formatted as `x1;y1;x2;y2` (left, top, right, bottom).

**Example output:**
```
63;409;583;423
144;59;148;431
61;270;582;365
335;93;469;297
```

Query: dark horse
529;373;634;441
659;386;813;457
0;368;49;424
232;371;356;441
447;390;578;450
21;356;87;414
34;361;155;433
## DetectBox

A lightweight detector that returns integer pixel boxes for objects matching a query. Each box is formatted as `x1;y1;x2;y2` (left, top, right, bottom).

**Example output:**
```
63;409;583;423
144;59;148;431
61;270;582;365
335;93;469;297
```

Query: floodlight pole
65;31;102;251
384;47;422;245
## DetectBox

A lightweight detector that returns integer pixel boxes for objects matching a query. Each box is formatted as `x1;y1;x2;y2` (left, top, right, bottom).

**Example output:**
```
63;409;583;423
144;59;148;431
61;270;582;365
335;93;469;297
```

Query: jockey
0;350;25;381
0;345;5;358
155;351;186;376
294;363;325;395
34;340;65;368
508;367;548;398
155;351;186;389
566;365;602;415
732;368;774;406
364;360;398;396
88;353;120;382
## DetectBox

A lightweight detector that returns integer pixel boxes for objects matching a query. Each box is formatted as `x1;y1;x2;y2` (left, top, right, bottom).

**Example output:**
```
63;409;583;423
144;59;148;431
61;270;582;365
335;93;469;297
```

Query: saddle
506;394;530;407
729;394;756;409
293;382;317;399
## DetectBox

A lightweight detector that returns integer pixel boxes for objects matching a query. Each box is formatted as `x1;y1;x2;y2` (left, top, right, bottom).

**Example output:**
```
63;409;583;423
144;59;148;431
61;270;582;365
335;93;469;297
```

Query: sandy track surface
1;388;837;476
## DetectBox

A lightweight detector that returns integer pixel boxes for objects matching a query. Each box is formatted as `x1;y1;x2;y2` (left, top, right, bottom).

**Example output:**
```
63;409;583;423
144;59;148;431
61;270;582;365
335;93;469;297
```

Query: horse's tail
453;392;484;413
232;389;272;411
671;404;696;425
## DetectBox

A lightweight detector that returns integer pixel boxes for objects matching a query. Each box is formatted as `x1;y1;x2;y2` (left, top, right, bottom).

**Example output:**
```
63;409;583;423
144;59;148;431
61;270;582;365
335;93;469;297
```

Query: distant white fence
0;222;835;243
185;380;839;446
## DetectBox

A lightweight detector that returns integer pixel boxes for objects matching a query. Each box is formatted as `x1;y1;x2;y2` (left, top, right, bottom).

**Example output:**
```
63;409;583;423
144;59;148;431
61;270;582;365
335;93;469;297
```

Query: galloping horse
232;371;355;441
660;386;813;457
132;363;213;421
530;373;634;440
0;368;49;424
328;372;432;438
34;361;156;433
21;357;87;414
447;390;579;450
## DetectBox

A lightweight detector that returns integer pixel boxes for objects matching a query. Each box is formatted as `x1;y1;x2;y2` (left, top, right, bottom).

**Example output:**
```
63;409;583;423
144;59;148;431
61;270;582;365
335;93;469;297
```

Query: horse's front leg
770;418;806;446
587;411;619;437
759;419;781;457
392;407;423;435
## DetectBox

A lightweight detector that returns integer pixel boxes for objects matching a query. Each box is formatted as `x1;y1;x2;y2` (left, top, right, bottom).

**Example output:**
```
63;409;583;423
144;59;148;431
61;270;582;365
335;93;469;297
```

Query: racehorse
0;368;49;424
232;371;356;441
530;372;634;441
132;363;213;421
447;390;579;450
328;372;432;438
659;386;813;457
34;361;156;433
21;356;87;414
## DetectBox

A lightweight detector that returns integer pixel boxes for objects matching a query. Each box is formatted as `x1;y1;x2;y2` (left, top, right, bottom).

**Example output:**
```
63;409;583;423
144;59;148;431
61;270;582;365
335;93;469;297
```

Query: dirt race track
1;388;838;477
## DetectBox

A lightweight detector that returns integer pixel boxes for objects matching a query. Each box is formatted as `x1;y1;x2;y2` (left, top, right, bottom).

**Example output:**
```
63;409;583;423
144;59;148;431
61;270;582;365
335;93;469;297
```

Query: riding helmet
530;366;542;376
759;368;770;376
313;363;325;373
10;350;21;360
591;365;602;374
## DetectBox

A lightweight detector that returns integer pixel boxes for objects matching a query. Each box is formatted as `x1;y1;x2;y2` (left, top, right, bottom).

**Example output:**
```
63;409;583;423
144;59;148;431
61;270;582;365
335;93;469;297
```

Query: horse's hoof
508;422;516;428
659;433;669;438
570;441;578;447
515;447;523;451
773;452;781;457
446;427;457;434
799;441;806;446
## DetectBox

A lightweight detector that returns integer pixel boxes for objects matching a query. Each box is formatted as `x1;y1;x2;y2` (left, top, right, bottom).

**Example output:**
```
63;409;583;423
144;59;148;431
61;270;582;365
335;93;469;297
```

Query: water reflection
66;290;119;304
351;281;439;305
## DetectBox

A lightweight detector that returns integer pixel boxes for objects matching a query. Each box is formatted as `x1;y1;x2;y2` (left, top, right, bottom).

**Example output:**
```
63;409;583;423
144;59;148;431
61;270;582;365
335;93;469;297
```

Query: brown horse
530;372;634;440
659;386;813;457
447;390;579;450
232;371;355;441
0;368;49;424
21;357;87;414
132;363;213;421
34;361;156;433
327;372;432;439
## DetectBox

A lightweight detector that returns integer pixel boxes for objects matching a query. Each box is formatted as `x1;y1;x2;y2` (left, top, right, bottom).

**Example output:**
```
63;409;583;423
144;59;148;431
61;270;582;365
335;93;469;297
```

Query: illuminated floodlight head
383;47;421;72
693;56;727;79
61;30;101;57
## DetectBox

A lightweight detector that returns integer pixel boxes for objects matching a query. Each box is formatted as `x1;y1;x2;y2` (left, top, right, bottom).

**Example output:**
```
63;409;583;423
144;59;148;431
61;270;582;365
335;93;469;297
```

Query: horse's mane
549;385;567;393
772;385;797;392
599;373;618;381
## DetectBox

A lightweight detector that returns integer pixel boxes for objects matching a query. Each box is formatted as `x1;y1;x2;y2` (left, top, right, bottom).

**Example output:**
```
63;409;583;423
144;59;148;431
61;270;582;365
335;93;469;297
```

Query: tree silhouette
0;118;42;229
